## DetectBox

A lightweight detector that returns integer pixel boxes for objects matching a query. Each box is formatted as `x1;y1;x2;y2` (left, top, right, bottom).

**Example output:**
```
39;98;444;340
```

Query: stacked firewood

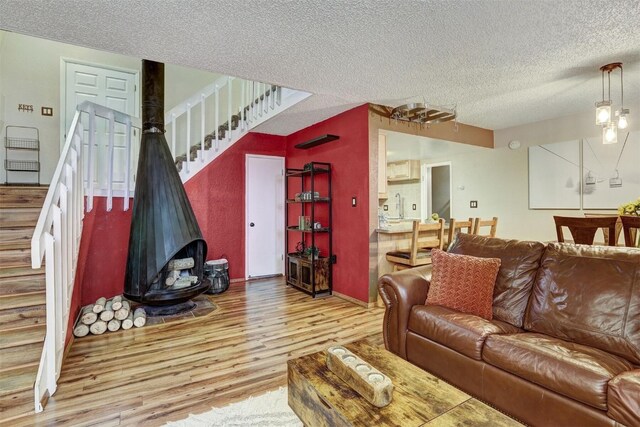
73;295;147;337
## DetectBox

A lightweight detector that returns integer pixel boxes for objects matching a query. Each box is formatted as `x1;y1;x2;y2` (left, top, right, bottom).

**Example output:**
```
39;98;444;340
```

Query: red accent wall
71;105;371;332
285;104;370;303
67;196;132;342
184;132;286;279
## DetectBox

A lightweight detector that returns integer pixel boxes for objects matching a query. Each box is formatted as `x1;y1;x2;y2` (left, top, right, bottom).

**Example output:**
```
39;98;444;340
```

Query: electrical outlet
412;204;416;210
470;200;478;208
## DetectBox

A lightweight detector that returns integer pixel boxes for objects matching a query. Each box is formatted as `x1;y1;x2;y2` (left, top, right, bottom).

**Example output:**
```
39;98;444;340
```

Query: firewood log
122;312;134;330
81;305;98;325
165;270;180;286
111;295;123;311
89;320;107;335
107;319;121;332
93;297;106;313
100;301;114;321
73;322;89;338
167;257;194;270
115;300;130;320
133;308;147;327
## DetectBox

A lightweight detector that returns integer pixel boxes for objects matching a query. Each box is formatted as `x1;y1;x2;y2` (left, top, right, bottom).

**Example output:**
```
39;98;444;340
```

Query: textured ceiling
1;0;639;135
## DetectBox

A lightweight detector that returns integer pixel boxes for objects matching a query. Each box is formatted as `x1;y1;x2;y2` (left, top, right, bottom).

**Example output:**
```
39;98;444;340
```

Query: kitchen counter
375;227;413;234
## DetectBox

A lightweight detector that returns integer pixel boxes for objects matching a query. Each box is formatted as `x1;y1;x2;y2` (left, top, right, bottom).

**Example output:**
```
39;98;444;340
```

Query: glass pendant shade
596;101;611;125
617;109;629;129
603;122;618;144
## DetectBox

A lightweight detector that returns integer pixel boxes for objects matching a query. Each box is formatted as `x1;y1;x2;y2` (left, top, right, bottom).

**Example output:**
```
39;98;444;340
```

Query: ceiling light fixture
596;63;629;144
390;102;457;125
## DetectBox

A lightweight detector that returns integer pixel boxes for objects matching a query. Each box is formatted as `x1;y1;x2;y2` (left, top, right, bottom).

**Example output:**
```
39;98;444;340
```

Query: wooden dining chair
553;216;617;246
620;215;640;248
473;217;498;237
584;213;623;245
446;218;475;249
386;219;445;271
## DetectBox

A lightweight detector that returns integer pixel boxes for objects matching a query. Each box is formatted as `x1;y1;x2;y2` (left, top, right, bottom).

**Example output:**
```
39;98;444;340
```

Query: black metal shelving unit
285;162;333;297
4;126;40;185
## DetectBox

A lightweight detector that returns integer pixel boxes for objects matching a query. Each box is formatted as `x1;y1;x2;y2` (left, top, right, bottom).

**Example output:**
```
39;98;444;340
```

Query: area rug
164;387;303;427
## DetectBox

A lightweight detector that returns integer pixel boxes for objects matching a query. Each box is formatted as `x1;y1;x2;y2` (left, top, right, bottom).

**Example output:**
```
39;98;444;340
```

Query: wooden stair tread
0;186;47;209
0;292;45;310
0;274;45;296
0;342;41;372
0;325;45;350
0;208;40;229
0;365;36;397
0;248;32;268
0;266;44;279
0;228;33;250
0;305;45;330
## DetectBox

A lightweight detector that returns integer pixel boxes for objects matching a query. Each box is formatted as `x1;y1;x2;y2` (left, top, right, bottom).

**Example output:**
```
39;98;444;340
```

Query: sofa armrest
608;369;640;427
378;267;431;359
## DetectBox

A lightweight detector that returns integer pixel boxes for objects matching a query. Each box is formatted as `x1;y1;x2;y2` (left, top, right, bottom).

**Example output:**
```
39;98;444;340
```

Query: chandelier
390;102;457;125
595;62;629;144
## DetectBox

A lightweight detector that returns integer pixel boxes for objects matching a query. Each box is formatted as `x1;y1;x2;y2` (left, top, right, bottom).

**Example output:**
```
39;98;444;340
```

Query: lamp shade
603;122;618;144
596;101;611;125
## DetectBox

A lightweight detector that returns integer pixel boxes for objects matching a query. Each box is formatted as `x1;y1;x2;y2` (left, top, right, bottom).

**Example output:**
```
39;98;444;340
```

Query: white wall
428;108;640;242
0;31;222;184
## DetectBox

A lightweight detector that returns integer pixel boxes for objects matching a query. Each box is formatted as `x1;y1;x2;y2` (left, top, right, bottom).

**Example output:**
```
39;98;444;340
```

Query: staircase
0;186;48;421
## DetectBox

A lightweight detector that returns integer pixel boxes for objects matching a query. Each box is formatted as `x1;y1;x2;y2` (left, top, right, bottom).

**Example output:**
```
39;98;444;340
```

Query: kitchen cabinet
378;133;387;199
387;160;420;182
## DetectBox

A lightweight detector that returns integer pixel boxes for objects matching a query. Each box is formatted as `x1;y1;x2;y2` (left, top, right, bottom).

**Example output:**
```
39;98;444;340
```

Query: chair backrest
408;219;445;263
553;216;617;246
447;218;475;248
473;217;498;237
620;215;640;248
584;213;623;245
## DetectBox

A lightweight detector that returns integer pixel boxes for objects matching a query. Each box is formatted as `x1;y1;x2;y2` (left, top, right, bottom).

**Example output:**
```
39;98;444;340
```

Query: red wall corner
285;104;370;303
184;132;287;280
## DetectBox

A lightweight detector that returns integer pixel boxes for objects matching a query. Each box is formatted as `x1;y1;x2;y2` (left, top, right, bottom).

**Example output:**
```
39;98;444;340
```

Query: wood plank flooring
1;277;384;426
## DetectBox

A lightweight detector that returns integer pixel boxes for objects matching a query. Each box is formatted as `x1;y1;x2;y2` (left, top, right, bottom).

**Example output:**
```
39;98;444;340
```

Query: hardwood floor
1;277;384;426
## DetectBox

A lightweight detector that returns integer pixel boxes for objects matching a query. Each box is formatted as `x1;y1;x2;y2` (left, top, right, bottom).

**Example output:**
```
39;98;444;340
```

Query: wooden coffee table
288;339;522;426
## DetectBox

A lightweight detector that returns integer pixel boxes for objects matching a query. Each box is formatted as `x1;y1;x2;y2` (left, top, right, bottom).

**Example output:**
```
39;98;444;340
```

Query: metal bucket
204;259;230;294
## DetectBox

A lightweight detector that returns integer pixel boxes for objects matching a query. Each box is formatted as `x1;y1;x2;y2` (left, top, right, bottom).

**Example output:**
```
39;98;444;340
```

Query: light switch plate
352;197;357;207
41;107;53;116
470;200;478;208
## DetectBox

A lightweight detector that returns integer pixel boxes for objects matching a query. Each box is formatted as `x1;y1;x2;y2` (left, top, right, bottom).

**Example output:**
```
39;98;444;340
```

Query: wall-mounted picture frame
528;140;581;209
582;131;639;209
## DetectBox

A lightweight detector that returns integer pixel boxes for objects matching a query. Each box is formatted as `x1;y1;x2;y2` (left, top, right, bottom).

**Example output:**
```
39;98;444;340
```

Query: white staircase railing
31;101;140;413
165;77;311;182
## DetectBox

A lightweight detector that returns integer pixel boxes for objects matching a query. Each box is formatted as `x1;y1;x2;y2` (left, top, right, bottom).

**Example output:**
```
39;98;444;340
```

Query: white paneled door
64;61;138;193
245;155;285;279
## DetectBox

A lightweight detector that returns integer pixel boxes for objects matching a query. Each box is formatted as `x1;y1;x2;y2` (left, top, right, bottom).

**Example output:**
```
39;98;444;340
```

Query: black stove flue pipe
124;60;209;305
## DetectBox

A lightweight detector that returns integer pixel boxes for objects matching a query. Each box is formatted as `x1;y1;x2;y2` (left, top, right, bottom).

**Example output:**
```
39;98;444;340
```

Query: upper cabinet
378;133;388;199
387;160;420;182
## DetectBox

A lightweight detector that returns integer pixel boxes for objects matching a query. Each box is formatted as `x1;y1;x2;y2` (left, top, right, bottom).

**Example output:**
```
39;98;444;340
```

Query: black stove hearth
124;60;209;308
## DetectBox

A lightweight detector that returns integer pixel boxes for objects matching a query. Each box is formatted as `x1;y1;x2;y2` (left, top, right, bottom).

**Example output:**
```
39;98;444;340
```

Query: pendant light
595;63;628;144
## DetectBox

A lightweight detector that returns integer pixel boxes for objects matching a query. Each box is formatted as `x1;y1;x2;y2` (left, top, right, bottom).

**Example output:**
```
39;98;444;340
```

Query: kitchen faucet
395;193;403;219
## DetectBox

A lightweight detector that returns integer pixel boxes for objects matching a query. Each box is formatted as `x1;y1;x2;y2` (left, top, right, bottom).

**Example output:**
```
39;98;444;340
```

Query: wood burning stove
124;60;210;306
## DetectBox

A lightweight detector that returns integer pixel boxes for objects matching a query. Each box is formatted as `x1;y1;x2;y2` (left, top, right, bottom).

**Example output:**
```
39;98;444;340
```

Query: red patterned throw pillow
426;249;501;320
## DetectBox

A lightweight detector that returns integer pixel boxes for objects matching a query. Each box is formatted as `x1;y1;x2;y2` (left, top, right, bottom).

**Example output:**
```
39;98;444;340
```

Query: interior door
245;155;285;279
64;61;137;192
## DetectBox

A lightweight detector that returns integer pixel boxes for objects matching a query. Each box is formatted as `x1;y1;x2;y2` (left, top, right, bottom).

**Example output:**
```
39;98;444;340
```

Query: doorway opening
422;162;452;223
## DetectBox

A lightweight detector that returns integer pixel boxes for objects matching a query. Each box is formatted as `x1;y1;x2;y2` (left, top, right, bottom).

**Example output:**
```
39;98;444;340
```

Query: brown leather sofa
378;233;640;426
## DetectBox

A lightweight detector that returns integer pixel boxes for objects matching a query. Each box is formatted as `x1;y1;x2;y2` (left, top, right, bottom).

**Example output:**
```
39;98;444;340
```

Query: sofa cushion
524;243;640;364
608;370;640;427
448;233;546;328
426;249;500;320
483;333;634;410
408;305;521;360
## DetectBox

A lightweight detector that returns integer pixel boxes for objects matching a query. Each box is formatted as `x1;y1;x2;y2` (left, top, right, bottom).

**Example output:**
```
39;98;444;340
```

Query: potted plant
304;246;320;260
618;198;640;247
